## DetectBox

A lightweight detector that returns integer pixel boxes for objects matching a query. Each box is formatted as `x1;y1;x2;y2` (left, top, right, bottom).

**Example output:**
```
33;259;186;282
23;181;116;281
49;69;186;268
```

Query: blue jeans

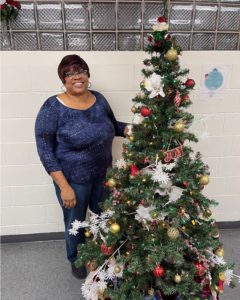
53;177;108;263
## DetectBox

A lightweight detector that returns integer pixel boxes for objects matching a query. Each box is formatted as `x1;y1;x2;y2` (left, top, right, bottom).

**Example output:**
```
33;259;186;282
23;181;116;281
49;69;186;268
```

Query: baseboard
217;221;240;230
1;231;65;243
1;221;240;243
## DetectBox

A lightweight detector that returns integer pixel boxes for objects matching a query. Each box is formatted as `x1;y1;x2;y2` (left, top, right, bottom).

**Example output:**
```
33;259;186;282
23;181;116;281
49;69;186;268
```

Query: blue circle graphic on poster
204;68;223;91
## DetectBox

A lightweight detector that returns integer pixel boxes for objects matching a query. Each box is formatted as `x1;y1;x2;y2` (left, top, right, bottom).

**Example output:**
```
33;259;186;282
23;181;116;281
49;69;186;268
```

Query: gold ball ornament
84;230;92;238
219;272;225;281
199;175;209;185
203;209;212;218
167;227;180;240
114;265;122;273
174;274;182;283
189;190;194;196
160;220;168;229
129;135;134;142
127;152;133;158
215;247;224;257
165;49;178;61
181;226;187;232
173;121;185;133
110;222;121;234
131;106;137;113
142;177;147;183
108;178;117;188
151;211;158;219
126;200;132;206
148;288;155;296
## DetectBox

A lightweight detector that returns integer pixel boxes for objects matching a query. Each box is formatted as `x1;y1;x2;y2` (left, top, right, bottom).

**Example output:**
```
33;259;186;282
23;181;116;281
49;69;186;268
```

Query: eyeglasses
64;69;88;78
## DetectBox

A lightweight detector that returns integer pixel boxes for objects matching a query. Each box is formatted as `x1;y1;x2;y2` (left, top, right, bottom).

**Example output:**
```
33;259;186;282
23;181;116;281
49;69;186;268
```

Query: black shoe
71;263;87;279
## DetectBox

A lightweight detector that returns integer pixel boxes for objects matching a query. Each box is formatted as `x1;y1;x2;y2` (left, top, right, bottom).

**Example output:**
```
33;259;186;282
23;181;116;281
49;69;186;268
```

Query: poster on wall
199;65;230;101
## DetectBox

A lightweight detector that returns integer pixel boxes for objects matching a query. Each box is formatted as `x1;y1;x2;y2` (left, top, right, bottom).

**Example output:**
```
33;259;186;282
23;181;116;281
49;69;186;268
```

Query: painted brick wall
1;51;240;235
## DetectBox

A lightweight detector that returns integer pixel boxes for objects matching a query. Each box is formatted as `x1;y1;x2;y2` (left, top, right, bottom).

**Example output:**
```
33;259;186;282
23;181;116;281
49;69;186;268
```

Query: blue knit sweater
35;90;127;184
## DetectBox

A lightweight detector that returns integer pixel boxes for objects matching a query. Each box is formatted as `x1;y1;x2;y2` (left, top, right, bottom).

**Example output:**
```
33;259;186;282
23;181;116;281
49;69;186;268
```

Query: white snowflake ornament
115;158;127;169
144;73;165;98
151;162;170;184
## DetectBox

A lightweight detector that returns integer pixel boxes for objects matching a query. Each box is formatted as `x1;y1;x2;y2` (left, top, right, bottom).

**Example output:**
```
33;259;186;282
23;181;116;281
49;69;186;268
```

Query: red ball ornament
140;106;151;117
158;16;167;23
165;34;171;41
156;41;162;47
153;265;165;277
185;79;195;88
194;262;206;277
100;243;114;255
131;165;139;177
6;0;21;9
105;181;109;187
182;94;190;102
183;181;189;188
147;35;153;42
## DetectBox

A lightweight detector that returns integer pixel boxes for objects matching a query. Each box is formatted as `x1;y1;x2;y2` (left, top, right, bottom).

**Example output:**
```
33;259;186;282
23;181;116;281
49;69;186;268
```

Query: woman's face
63;67;89;95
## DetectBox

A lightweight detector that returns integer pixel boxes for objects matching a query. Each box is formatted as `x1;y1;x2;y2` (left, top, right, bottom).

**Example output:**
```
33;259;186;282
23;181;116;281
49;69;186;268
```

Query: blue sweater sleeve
100;94;128;137
35;99;62;173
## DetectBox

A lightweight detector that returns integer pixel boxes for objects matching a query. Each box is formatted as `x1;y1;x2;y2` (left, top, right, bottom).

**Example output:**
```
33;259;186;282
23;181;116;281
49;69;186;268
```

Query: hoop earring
88;82;92;89
61;85;66;92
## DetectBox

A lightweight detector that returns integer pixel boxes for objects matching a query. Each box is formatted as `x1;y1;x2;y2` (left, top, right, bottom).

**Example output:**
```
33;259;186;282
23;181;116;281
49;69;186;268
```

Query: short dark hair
58;54;90;83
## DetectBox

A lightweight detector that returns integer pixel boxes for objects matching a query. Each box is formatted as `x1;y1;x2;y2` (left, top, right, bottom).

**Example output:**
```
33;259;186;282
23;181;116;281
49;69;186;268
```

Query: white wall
1;51;240;235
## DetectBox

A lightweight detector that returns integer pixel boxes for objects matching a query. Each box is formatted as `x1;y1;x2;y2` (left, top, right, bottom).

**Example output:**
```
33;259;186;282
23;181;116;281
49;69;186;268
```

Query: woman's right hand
60;185;77;208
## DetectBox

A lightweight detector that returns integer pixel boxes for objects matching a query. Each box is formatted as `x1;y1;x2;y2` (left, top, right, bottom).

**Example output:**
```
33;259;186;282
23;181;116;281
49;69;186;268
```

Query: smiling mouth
73;82;84;88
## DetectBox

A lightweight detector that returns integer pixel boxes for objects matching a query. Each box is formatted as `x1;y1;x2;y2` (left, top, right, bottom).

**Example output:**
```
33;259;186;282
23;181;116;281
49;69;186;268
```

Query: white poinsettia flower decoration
153;22;169;32
135;205;156;222
144;72;165;98
132;113;144;124
168;186;183;202
0;0;6;5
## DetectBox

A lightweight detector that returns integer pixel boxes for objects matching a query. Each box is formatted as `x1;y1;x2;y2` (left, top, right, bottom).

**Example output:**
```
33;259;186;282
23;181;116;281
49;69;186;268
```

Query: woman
35;54;128;279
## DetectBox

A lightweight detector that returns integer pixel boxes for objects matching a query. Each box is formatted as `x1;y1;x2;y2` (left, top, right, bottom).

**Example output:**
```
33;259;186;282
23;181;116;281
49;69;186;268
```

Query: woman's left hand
124;125;130;137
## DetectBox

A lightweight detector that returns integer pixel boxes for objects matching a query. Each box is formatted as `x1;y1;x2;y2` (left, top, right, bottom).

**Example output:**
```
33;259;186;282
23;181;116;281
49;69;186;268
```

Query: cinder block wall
1;51;240;235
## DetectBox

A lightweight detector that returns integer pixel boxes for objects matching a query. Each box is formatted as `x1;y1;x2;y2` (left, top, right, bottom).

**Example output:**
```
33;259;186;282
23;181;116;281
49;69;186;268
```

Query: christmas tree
69;15;238;300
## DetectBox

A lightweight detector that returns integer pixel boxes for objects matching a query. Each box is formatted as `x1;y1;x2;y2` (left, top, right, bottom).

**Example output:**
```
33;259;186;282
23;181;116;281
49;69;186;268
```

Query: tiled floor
1;229;240;300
